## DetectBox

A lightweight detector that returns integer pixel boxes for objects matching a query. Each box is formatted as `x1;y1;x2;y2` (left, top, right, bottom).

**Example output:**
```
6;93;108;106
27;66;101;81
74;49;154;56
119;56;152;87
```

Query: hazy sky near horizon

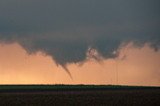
0;43;160;86
0;0;160;85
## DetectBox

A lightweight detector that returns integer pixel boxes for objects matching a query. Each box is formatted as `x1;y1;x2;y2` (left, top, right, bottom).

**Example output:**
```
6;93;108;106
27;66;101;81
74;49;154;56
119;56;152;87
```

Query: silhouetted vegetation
0;85;160;106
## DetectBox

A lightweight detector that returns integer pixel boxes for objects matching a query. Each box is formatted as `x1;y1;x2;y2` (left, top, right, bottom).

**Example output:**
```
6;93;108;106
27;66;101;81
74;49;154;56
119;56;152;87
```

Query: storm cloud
0;0;160;66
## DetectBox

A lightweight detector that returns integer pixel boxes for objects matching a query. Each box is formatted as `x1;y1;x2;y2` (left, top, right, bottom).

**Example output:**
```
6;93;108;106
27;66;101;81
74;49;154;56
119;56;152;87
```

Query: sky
0;0;160;86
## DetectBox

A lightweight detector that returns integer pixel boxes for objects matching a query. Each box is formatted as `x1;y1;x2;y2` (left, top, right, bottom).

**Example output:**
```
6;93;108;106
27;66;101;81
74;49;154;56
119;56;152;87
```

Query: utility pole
115;59;118;85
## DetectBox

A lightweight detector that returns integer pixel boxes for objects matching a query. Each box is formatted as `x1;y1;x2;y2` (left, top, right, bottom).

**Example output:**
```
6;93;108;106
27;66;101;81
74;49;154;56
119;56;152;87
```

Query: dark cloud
0;0;160;67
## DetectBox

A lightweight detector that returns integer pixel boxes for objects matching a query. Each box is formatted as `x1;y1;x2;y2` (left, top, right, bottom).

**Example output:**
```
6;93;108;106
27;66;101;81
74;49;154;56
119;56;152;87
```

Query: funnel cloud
0;0;160;67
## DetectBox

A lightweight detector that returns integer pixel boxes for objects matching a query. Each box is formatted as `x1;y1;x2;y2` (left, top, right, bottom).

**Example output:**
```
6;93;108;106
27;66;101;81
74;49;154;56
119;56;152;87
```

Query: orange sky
0;43;160;86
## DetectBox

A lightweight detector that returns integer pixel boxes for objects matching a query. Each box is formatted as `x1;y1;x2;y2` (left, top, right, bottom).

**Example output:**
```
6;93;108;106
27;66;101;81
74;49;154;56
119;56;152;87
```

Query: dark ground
0;85;160;106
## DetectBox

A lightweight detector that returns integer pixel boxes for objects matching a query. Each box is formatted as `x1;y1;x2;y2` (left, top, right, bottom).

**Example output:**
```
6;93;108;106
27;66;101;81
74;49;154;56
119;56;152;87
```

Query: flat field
0;85;160;106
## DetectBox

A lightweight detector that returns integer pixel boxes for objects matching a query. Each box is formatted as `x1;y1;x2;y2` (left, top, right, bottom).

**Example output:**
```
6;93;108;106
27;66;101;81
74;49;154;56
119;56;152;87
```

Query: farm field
0;85;160;106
